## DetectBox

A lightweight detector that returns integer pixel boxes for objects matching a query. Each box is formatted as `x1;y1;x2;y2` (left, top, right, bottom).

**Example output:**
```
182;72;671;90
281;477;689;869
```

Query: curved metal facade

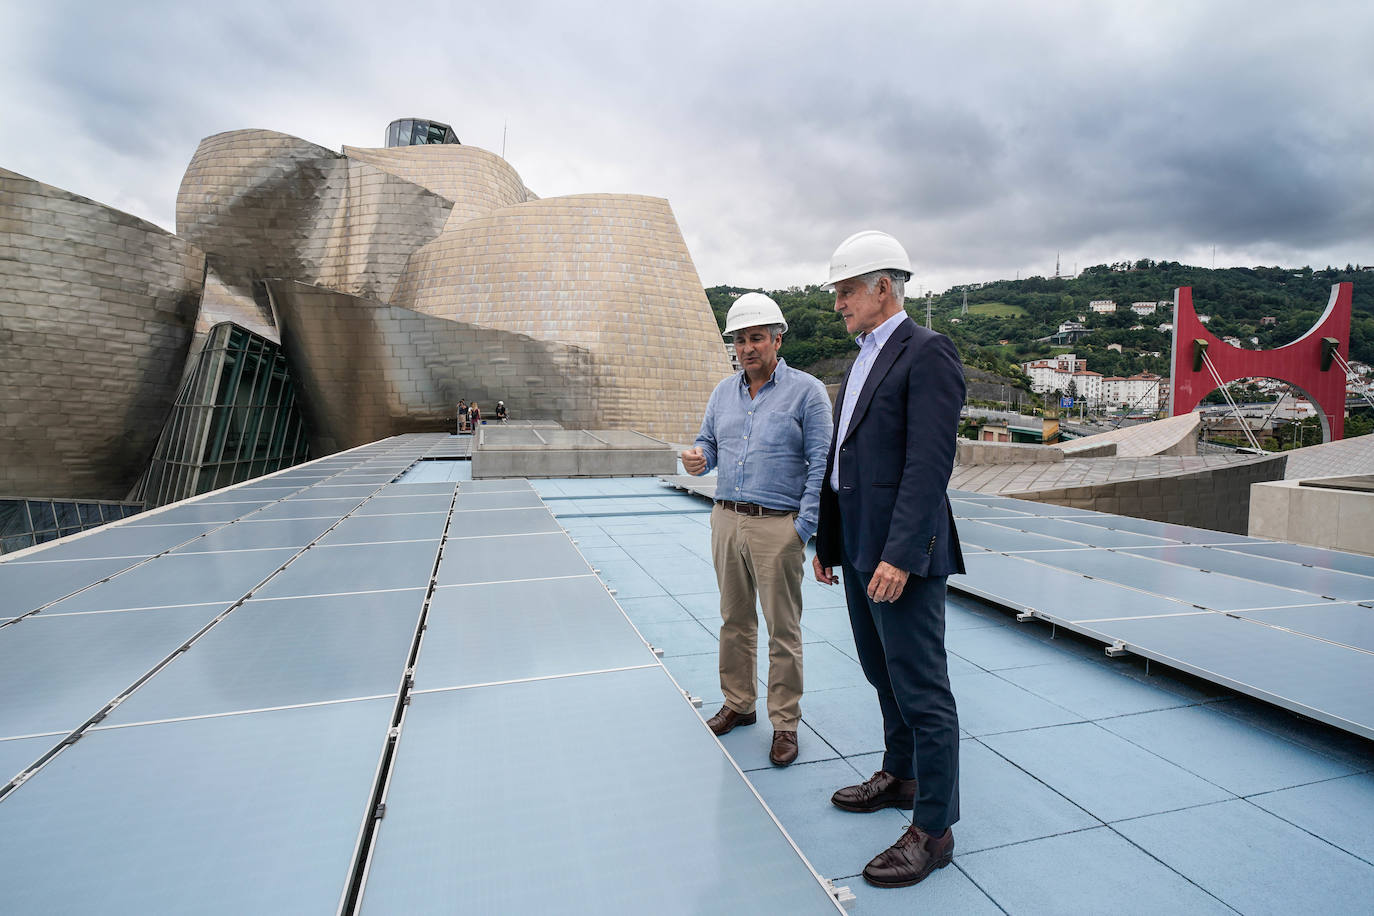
2;123;729;507
391;194;731;441
0;168;204;500
176;130;453;303
268;281;597;452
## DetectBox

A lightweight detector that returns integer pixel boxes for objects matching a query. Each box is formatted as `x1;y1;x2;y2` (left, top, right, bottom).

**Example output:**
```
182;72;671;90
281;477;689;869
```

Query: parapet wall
1012;452;1286;534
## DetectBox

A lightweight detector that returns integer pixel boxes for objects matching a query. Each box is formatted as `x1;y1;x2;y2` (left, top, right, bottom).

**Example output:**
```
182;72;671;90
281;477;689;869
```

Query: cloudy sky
3;0;1371;294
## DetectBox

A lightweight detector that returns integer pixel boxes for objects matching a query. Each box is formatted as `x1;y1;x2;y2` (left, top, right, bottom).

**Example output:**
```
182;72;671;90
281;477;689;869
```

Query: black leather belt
717;500;791;517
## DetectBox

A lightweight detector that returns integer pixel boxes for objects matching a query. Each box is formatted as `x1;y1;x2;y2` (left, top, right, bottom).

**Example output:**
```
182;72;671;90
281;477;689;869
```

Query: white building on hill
1089;300;1117;313
1102;372;1167;410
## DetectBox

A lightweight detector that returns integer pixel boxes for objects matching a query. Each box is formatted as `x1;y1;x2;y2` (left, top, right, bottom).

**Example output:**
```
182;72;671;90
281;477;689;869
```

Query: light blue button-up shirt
694;358;833;543
831;309;907;492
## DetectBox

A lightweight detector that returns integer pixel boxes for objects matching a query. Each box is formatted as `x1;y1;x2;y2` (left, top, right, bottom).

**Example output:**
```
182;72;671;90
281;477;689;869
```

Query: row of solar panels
945;491;1374;740
0;436;842;915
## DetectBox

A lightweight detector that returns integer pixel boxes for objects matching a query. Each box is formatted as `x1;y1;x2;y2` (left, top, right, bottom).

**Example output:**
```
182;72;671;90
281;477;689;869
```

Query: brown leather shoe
830;770;917;812
769;730;799;766
706;705;757;736
862;825;954;888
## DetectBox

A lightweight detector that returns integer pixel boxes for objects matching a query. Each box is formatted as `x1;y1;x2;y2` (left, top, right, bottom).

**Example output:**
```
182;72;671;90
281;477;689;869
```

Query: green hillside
706;261;1374;384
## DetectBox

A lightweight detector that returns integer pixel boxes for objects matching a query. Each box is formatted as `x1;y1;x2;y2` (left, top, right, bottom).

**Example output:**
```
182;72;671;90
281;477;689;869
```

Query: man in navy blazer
812;230;966;889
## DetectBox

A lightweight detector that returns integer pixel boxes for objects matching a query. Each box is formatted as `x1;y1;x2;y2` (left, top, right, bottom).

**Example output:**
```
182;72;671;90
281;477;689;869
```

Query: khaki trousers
710;504;806;729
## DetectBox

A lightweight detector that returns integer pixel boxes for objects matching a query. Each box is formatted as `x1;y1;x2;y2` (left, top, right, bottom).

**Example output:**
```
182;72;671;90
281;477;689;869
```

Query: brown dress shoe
769;730;799;766
862;825;954;888
706;705;757;736
830;770;917;812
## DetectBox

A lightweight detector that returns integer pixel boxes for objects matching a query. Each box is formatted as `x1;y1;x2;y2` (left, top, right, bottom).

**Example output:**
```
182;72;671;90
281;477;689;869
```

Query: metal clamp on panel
1105;642;1129;658
825;880;856;907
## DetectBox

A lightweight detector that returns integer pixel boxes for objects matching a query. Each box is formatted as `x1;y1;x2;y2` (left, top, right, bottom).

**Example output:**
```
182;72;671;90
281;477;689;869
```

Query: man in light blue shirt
681;293;832;766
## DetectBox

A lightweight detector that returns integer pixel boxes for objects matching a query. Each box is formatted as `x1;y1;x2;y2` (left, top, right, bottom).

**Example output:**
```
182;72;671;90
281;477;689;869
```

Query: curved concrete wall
268;281;598;453
0;168;204;499
392;194;732;442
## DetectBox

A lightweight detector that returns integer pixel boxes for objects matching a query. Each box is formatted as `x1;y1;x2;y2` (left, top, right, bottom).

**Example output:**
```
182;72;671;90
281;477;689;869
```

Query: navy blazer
815;317;966;578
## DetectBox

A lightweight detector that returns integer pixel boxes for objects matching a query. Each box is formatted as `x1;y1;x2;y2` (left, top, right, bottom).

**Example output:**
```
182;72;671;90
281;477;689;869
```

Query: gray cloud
3;0;1370;294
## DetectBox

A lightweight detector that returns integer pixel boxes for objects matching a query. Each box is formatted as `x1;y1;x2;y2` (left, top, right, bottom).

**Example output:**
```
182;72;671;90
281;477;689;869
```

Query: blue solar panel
0;735;57;785
1119;546;1374;602
1231;603;1374;653
445;507;562;537
0;556;151;616
957;552;1201;622
15;523;219;561
1210;541;1374;579
361;668;841;914
987;515;1178;548
0;698;393;914
251;497;368;521
103;590;425;725
317;512;450;546
452;490;544;510
434;533;588;586
458;479;533;493
0;603;229;739
45;548;299;613
124;502;263;525
1021;549;1325;611
949;498;1034;519
170;517;337;553
357;494;455;515
957;519;1087;552
1060;513;1258;544
305;483;388;498
417;577;653;690
1088;613;1374;739
253;541;440;600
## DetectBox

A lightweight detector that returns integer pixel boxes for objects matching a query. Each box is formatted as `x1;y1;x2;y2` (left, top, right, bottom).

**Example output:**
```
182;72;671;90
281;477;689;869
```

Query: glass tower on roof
385;118;460;147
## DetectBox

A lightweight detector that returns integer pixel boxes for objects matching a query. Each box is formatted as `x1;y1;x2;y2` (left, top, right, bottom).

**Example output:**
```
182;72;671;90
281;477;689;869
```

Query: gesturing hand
867;561;909;603
680;446;706;475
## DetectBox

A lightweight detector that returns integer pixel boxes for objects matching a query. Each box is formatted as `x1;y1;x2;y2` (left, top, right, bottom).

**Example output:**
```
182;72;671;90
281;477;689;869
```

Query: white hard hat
823;230;912;289
723;292;788;336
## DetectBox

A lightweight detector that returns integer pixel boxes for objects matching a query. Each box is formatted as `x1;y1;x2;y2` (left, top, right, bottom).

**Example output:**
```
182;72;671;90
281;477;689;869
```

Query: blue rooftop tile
1249;772;1374;863
983;722;1234;822
798;686;888;758
949;670;1084;737
946;622;1082;671
634;618;718;657
995;658;1199;720
1114;799;1374;914
1099;704;1361;796
956;738;1101;853
959;826;1236;916
744;758;912;881
718;718;838;771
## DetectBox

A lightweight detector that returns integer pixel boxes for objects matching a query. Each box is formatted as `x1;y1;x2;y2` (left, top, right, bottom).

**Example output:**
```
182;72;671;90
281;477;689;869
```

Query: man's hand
812;555;838;585
680;446;707;475
867;561;909;603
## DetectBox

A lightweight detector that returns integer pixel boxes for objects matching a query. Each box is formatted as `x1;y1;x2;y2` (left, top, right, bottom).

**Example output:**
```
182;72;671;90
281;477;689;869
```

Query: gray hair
733;324;785;341
859;268;906;304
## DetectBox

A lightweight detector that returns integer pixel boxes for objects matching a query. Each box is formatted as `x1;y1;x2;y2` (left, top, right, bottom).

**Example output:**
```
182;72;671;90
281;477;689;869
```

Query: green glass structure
133;324;311;507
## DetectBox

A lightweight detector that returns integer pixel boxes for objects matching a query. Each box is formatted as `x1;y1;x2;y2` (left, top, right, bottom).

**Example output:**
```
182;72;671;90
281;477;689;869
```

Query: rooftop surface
2;434;1373;914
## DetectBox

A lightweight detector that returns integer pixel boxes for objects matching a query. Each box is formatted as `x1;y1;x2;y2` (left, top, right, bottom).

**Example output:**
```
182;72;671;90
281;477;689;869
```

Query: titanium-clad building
0;121;731;551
